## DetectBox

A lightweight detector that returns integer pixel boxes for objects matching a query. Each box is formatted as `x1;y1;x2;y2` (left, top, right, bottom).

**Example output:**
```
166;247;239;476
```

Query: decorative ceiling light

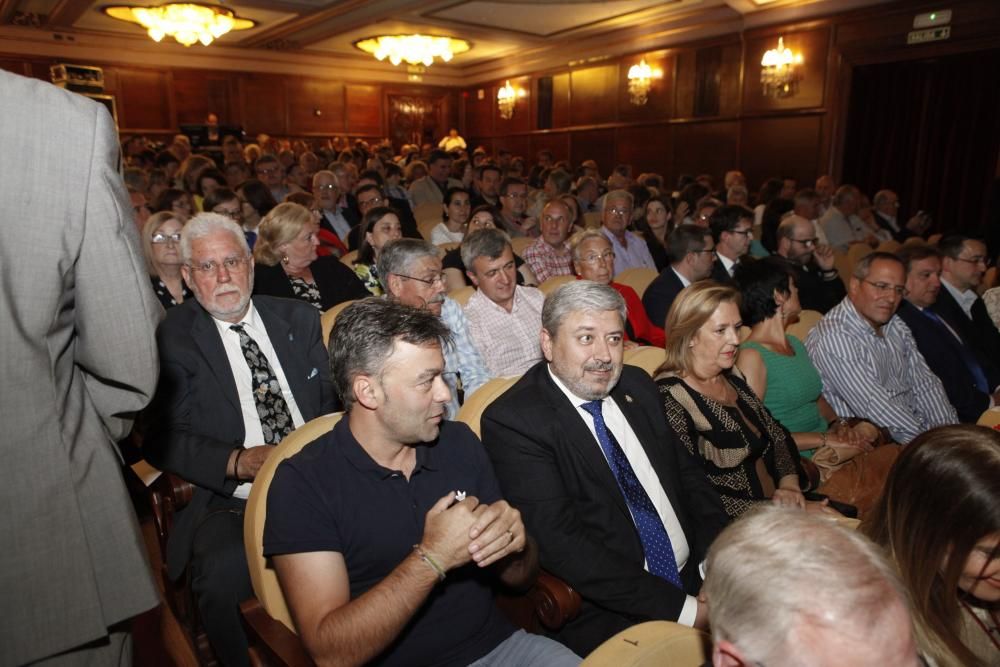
760;36;803;98
104;4;255;47
354;34;470;67
496;80;525;120
626;58;663;106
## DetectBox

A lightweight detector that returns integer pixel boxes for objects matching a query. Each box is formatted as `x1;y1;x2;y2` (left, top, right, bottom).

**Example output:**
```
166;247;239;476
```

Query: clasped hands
419;492;526;573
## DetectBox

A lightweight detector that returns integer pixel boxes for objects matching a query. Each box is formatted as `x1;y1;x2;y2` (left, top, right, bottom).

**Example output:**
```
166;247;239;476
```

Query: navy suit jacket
642;267;687;328
144;296;337;578
481;363;729;656
896;300;992;422
930;286;1000;379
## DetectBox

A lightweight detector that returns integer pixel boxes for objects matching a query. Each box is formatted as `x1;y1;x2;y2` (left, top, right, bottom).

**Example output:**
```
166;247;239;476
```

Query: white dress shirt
941;278;978;319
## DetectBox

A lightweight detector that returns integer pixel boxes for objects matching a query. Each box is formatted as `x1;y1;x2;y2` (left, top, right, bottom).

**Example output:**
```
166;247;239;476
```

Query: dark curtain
842;49;1000;238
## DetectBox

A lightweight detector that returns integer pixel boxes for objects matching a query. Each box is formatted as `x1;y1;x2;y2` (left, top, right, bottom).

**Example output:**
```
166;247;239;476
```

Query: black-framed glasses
792;237;818;247
395;272;447;286
731;228;753;238
187;255;251;274
954;255;991;267
151;232;181;244
862;279;906;297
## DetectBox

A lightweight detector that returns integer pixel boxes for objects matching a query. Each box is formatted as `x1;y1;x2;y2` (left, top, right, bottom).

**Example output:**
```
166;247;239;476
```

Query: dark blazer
710;255;737;285
873;211;913;242
346;196;420;250
252;255;369;310
931;285;1000;377
897;300;993;422
144;296;337;579
481;363;729;656
642;267;687;328
775;255;846;314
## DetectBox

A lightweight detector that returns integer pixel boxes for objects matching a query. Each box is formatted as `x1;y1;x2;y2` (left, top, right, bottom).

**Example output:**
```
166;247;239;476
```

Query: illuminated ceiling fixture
354;34;470;67
497;80;524;120
104;3;256;47
626;58;662;106
760;36;803;98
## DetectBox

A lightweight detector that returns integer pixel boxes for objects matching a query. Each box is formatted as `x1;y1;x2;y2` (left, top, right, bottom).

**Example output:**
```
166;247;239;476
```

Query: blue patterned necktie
580;400;682;587
230;324;293;444
921;309;989;393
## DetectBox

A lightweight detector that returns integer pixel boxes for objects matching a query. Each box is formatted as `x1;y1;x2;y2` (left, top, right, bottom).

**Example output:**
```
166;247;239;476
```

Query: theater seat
786;309;823;342
580;621;711;667
338;250;358;268
456;375;520;438
448;285;476;307
510;236;534;256
320;300;356;346
539;274;575;296
623;346;666;377
614;268;659;299
977;407;1000;429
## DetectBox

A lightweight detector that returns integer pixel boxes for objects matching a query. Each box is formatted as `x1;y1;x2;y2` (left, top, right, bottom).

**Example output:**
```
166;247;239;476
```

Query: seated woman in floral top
352;206;404;296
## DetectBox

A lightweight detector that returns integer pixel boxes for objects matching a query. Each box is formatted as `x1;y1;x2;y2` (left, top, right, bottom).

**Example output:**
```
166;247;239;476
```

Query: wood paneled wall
462;0;1000;192
0;54;459;144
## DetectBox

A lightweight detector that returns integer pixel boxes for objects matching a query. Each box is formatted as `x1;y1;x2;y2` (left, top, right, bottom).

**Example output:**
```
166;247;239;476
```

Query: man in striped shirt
805;252;957;444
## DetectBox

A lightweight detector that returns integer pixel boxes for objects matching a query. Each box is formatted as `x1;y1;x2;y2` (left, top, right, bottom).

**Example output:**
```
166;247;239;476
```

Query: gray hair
601;188;634;214
832;184;860;207
568;228;610;261
180;212;249;264
376;238;441;292
542;280;627;337
461;228;512;272
776;214;811;241
852;251;904;280
705;507;908;665
329;298;451;411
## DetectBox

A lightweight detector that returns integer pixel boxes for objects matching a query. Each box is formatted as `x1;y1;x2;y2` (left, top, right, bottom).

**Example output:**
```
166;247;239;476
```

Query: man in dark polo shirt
263;298;580;667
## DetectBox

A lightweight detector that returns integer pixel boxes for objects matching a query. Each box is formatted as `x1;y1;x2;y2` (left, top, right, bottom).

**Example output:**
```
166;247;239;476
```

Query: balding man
522;199;575;284
705;507;919;667
312;170;352;243
774;215;845;313
601;189;656;275
819;185;876;253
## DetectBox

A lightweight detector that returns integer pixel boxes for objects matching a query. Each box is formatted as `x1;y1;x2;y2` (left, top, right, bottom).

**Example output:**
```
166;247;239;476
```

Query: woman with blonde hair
863;425;1000;666
654;281;833;519
251;202;367;310
142;211;190;309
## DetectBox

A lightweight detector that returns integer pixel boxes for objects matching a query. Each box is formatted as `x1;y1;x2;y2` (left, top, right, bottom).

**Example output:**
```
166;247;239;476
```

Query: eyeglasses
315;184;339;192
792;237;818;247
359;196;384;208
504;192;528;200
954;255;991;267
151;232;181;244
256;166;280;176
579;250;615;265
731;228;753;238
187;255;251;274
608;207;631;216
395;272;447;287
862;279;906;297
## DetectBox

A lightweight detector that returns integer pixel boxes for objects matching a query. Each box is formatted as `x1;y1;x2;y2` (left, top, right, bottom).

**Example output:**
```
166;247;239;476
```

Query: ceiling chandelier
354;34;470;67
104;3;256;47
760;36;803;98
626;58;662;106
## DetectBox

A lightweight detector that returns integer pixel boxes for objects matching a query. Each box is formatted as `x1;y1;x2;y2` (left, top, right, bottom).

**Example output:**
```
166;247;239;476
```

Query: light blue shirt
602;227;656;275
440;296;492;418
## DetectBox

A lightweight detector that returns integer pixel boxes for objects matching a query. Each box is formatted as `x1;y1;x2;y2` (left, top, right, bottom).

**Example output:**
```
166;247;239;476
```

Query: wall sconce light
626;58;662;106
760;36;803;98
497;80;525;120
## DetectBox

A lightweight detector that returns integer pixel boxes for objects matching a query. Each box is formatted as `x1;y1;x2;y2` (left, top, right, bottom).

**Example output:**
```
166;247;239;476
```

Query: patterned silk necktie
581;400;682;587
230;324;293;444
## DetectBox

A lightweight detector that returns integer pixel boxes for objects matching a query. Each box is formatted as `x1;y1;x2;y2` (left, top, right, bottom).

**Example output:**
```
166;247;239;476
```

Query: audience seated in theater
252;202;366;310
600;188;656;275
773;215;845;313
462;228;545;377
351;206;403;296
643;224;716;328
255;153;301;203
430;187;471;245
559;192;584;231
470;163;502;209
497;177;540;239
238;178;278;236
153;187;194;224
179;154;214;196
654;282;832;520
896;244;1000;422
128;186;151;231
143;211;192;309
263;298;581;667
408;149;462;207
805;252;957;444
633;194;671;272
442;205;536;290
814;174;836;216
194;167;225;212
379;238;491;417
522;198;575;284
759;196;793;253
791;187;828;245
574;175;600;214
285;190;348;258
706;507;919;667
752;177;784;229
144;213;336;667
382;161;410;204
348;179;420;249
725;184;748;207
872;189;912;242
709;205;754;283
571;229;665;347
526;149;554;189
312;169;352;244
690;196;723;229
482;281;729;656
733;257;898;516
862;424;1000;667
932;235;1000;372
819;185;877;253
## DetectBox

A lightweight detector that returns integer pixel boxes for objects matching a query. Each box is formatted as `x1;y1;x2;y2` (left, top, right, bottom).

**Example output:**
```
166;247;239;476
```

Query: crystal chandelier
354;34;471;67
497;80;523;120
626;58;662;106
104;3;255;47
760;36;803;98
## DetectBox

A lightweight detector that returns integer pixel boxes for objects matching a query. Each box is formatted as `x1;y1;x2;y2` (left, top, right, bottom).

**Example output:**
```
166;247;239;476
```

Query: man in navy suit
643;224;716;326
482;281;729;656
709;205;754;283
896;245;1000;422
145;213;336;666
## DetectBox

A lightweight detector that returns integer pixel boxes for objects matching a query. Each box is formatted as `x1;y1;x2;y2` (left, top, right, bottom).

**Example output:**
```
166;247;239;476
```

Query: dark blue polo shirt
264;418;515;666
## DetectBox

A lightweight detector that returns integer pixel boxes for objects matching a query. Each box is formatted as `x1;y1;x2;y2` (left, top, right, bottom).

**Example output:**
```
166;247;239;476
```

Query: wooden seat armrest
240;598;314;667
529;571;582;631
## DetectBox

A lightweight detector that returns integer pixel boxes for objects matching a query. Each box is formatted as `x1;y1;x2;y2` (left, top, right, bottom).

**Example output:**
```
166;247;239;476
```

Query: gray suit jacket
0;71;161;664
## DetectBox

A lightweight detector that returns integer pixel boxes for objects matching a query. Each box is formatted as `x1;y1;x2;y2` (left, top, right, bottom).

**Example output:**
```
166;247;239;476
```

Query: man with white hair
145;213;336;666
705;507;919;667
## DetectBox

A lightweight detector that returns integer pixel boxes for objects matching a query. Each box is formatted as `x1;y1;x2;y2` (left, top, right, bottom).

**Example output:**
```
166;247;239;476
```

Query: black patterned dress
150;276;192;309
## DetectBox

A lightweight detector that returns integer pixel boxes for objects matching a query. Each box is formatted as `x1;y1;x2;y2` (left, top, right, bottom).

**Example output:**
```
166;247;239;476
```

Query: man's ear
386;273;402;297
540;328;555;362
352;374;381;411
848;275;861;299
181;264;192;286
713;640;749;667
466;270;480;288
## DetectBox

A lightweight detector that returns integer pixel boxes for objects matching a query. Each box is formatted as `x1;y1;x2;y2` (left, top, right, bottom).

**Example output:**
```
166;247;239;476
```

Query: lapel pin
625;394;633;403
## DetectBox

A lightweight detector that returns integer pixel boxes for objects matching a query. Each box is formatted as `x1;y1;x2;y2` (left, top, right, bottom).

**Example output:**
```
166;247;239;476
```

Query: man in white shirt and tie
709;205;754;283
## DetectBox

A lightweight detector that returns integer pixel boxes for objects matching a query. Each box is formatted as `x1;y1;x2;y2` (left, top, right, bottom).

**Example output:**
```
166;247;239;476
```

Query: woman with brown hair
251;202;368;309
862;424;1000;666
352;206;404;296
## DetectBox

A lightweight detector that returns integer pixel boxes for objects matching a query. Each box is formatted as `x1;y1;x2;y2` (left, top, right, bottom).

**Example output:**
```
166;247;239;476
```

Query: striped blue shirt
805;297;957;444
440;296;492;418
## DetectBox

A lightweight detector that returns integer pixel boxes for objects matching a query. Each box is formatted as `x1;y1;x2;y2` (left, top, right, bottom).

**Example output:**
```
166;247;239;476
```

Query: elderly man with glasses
378;238;492;417
600;189;657;275
806;252;956;445
774;214;846;314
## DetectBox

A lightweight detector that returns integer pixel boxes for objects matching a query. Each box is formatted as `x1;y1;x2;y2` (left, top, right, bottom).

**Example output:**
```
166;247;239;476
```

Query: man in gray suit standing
0;71;162;665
